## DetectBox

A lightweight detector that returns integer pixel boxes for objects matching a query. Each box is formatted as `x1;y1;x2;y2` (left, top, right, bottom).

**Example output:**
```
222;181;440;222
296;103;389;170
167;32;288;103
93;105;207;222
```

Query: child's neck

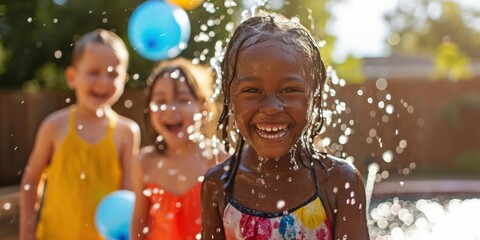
74;105;113;144
76;105;113;120
167;141;203;158
243;146;306;174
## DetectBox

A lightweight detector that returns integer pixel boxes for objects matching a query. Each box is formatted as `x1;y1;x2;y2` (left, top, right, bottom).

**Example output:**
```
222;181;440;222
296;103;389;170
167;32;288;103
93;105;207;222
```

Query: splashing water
369;197;480;240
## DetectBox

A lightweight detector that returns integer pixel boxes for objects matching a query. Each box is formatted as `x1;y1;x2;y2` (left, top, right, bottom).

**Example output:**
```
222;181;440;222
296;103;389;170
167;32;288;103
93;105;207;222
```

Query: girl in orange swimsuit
131;57;229;240
201;11;370;239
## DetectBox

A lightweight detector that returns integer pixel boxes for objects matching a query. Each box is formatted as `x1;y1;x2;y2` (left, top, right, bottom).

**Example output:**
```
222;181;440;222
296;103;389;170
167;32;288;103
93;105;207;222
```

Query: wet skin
231;40;309;160
202;40;369;240
68;42;127;114
149;76;202;150
228;41;318;212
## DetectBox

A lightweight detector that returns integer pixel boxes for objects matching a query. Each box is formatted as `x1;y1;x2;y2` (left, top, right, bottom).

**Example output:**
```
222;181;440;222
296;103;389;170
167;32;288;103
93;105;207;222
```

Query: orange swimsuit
145;182;202;240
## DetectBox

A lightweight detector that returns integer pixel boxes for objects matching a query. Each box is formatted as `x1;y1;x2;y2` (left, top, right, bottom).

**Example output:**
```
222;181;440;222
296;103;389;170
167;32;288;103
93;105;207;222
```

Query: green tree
433;41;472;81
385;0;480;60
0;0;235;89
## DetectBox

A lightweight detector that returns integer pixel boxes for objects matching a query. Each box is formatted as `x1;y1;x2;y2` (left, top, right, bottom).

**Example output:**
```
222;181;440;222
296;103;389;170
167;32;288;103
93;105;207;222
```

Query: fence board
1;80;480;186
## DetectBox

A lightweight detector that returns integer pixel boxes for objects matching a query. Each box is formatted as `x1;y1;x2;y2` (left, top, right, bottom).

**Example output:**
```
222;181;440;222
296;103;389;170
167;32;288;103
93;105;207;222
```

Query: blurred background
1;0;480;239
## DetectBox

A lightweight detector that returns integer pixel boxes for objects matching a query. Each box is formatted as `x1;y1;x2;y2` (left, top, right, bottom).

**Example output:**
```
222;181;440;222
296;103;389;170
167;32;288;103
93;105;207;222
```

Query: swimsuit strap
311;160;322;197
68;106;76;133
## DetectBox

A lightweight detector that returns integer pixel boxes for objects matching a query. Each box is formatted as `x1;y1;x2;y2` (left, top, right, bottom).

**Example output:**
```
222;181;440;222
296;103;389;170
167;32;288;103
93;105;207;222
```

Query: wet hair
144;57;217;154
71;28;129;67
218;11;327;189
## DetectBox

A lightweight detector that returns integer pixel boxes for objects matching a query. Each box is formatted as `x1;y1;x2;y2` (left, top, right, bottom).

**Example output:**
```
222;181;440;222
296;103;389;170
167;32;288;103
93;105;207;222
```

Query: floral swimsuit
222;168;332;240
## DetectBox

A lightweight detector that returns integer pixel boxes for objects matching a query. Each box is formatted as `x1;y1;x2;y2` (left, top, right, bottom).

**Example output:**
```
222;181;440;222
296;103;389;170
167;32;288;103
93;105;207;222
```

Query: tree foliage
0;0;235;89
384;0;480;81
385;0;480;59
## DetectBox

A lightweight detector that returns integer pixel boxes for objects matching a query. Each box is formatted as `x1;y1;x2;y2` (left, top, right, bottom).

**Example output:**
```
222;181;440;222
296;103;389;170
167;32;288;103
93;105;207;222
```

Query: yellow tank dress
36;106;122;240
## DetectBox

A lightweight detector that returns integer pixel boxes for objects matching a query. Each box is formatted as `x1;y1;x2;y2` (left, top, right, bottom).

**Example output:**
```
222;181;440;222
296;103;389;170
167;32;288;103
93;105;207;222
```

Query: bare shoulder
139;145;157;159
137;145;159;170
138;145;158;163
203;156;232;191
322;154;365;184
114;114;140;135
43;107;70;126
40;107;71;137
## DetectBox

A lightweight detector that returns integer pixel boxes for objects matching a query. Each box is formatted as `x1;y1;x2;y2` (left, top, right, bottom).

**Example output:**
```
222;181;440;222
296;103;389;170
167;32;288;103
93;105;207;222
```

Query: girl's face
67;42;128;113
149;76;203;149
231;41;310;159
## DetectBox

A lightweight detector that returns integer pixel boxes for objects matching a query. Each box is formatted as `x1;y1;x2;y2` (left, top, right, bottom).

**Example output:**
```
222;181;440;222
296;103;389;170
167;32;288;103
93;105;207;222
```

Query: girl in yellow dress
19;29;141;240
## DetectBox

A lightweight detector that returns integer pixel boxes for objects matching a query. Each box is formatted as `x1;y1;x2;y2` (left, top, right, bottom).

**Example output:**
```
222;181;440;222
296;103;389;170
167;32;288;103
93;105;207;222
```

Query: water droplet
168;169;178;175
160;104;168;111
345;182;350;189
375;78;388;90
96;108;104;118
3;202;11;210
276;200;286;209
178;175;187;181
382;150;394;163
124;99;133;109
256;178;265;186
54;50;62;59
386;104;394;114
24;184;31;191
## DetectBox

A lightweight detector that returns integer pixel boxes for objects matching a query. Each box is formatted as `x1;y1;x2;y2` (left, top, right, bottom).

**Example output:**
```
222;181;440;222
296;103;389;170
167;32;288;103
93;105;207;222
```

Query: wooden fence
1;79;480;186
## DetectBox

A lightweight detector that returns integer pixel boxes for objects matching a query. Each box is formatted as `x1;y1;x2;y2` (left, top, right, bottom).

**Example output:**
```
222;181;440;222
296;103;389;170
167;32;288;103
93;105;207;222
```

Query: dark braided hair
218;11;328;190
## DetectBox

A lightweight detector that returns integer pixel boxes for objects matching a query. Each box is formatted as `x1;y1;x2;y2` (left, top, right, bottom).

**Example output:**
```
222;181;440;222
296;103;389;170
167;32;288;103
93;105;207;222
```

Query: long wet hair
218;11;328;189
144;57;217;154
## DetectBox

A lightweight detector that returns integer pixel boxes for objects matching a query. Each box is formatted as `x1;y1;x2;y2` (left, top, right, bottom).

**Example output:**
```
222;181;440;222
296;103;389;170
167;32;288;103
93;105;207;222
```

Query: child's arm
333;165;370;239
117;118;141;190
130;156;148;240
19;119;55;240
201;165;227;240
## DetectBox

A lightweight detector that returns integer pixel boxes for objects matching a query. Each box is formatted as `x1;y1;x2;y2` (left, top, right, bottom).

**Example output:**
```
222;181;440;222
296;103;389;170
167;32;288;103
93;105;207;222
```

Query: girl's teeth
256;124;286;132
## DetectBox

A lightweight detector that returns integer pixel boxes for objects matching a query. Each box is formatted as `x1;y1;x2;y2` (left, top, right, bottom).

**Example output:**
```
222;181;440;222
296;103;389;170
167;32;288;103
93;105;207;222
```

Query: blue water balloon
95;190;135;240
128;0;191;61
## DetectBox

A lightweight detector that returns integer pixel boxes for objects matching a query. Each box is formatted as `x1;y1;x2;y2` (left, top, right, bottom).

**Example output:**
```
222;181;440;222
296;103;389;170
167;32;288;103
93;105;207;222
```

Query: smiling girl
131;58;229;240
201;12;370;240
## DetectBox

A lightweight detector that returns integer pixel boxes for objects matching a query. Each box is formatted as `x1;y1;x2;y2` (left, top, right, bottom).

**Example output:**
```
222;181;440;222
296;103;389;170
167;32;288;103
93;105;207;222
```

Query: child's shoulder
138;145;158;160
112;113;140;134
203;155;233;186
137;145;161;169
41;107;71;129
321;154;363;181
